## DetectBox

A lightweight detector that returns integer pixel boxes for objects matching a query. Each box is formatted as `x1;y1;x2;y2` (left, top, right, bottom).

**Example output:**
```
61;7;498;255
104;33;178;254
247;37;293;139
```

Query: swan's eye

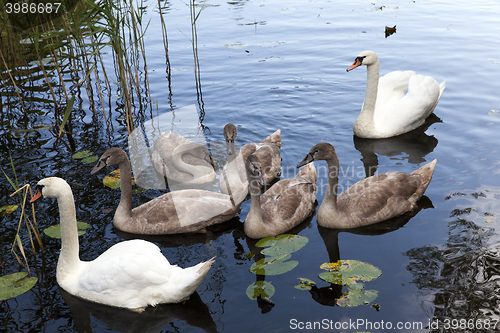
357;55;366;63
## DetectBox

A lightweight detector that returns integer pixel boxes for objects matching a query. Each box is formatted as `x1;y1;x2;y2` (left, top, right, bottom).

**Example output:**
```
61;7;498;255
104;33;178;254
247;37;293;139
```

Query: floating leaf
81;156;98;164
346;282;365;291
0;272;37;301
103;170;135;189
72;150;93;159
246;281;275;300
319;260;382;285
294;278;316;290
250;253;298;276
0;205;18;217
385;25;397;38
336;289;378;307
44;222;90;239
256;234;308;257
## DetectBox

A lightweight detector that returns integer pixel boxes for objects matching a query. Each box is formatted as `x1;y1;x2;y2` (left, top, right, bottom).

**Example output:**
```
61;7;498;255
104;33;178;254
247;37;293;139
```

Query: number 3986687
5;2;62;14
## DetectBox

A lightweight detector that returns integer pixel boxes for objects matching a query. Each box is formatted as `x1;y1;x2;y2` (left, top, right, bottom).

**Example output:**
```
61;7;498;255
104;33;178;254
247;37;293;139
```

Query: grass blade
58;95;76;137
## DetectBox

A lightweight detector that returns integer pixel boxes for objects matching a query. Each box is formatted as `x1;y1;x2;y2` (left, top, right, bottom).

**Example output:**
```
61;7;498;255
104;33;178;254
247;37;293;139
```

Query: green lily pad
0;205;18;217
256;234;308;257
81;156;98;164
44;221;90;239
246;281;275;300
294;278;316;290
0;272;38;301
336;289;378;307
72;150;93;159
250;253;298;276
319;260;382;286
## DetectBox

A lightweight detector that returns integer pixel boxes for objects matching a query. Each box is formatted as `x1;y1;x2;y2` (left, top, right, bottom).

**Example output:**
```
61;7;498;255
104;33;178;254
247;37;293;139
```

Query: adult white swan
347;50;446;138
30;177;215;311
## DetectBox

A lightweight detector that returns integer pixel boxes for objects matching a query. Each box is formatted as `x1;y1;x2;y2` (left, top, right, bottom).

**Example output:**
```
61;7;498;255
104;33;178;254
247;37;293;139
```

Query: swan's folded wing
375;71;415;116
338;171;421;223
375;74;441;135
77;240;173;294
261;174;316;221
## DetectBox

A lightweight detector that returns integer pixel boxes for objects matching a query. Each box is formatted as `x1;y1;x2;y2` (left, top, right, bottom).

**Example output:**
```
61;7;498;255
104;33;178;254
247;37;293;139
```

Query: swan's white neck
172;144;214;183
353;60;379;135
55;186;82;281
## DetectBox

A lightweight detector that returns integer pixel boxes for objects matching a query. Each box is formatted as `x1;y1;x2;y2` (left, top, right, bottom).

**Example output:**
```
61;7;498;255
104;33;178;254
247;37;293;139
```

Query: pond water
1;0;500;332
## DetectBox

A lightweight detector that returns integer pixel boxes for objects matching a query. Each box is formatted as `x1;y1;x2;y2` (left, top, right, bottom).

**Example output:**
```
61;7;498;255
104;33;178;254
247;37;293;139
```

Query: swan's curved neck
223;151;247;195
116;157;134;222
356;60;380;125
324;157;339;209
56;187;81;276
172;144;214;181
244;176;265;237
317;155;340;226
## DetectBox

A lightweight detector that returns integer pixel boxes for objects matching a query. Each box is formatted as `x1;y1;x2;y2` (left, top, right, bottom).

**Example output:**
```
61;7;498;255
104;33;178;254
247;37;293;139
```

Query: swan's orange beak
30;186;42;203
346;58;362;72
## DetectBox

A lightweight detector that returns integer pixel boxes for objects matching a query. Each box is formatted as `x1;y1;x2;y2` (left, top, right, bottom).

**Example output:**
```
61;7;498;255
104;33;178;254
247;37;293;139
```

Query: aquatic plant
0;158;41;300
0;0;150;137
295;259;382;308
246;234;308;300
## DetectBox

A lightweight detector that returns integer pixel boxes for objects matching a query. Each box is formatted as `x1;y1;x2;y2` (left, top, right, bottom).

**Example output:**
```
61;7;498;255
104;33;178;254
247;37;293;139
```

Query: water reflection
405;188;500;331
60;288;217;333
353;114;441;177
310;196;433;307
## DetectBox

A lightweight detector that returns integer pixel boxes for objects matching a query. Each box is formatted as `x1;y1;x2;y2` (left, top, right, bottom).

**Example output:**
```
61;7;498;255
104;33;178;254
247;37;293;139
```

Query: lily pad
336;289;378;307
256;234;308;257
250;253;298;276
103;170;135;189
0;272;38;301
0;205;18;217
72;150;93;159
246;281;275;300
294;278;316;290
81;156;98;164
44;221;90;239
319;260;382;286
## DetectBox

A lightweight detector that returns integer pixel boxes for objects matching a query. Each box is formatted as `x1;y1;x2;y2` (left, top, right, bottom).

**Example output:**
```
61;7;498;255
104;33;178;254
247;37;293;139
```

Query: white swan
30;177;215;311
297;143;437;228
219;123;281;196
244;155;317;239
346;50;446;138
152;132;216;188
92;148;247;235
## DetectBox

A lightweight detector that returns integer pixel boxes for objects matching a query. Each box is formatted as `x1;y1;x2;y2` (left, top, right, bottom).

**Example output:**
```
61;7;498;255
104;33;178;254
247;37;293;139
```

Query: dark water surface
2;0;500;332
